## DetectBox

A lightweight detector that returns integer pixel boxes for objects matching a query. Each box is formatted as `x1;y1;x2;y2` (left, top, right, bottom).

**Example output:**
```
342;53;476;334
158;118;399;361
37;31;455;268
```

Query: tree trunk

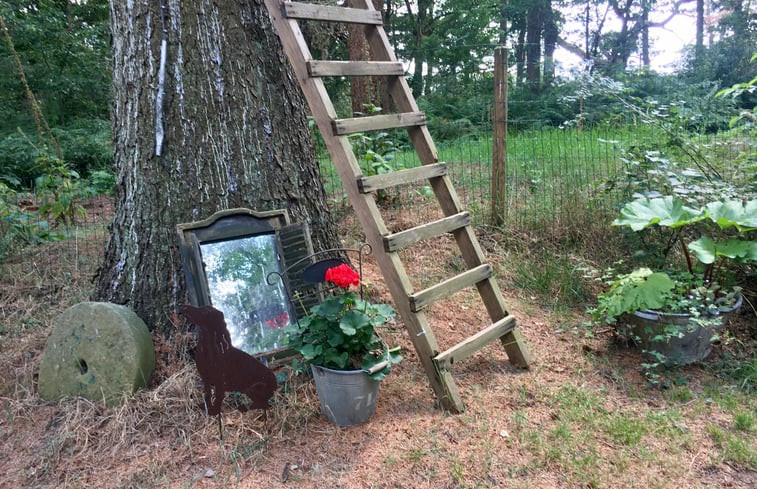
407;0;433;97
498;0;508;45
695;0;704;64
542;0;558;87
348;0;385;115
525;3;542;94
93;0;339;336
515;27;526;84
641;0;650;68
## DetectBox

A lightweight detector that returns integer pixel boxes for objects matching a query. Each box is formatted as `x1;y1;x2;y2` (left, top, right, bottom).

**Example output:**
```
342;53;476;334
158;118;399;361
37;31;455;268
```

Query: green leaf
322;349;348;369
326;329;345;347
339;310;369;336
613;197;703;231
689;236;717;264
373;303;396;319
387;348;403;365
597;269;676;320
299;344;320;362
314;296;345;320
704;200;757;231
361;352;390;381
690;237;757;264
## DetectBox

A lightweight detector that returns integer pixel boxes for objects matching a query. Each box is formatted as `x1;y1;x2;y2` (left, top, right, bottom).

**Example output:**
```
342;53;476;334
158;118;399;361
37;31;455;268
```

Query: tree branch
557;36;587;60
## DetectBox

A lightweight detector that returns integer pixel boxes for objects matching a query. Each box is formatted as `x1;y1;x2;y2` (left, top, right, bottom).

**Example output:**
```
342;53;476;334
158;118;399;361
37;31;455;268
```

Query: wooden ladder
264;0;532;412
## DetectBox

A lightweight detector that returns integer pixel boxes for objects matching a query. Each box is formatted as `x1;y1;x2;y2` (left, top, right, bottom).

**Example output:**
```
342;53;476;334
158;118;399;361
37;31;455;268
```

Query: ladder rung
283;1;384;24
307;60;404;77
409;264;493;312
434;315;517;370
334;112;425;135
384;212;470;252
358;163;447;193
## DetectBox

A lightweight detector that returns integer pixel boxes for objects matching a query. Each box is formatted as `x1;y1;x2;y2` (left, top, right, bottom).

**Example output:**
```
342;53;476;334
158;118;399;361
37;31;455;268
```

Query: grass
319;124;674;232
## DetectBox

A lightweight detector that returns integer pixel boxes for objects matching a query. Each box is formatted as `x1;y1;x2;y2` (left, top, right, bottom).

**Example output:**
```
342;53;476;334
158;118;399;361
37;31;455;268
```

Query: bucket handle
364;360;389;375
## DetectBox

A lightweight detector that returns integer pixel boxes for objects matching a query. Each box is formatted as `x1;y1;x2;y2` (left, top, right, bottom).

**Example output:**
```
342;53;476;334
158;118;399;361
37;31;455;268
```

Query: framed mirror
177;208;313;357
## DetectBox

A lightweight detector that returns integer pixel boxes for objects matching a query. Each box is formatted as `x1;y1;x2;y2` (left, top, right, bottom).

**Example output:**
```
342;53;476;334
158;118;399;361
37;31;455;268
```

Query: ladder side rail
349;0;516;326
352;0;479;225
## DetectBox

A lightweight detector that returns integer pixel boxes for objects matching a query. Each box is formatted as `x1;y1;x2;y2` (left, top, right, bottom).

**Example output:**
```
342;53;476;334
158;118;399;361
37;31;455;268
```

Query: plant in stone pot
285;263;402;426
591;196;755;371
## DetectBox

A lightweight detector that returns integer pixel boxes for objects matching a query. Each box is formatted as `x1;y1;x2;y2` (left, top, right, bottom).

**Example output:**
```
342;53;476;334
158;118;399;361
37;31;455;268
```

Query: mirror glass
200;233;292;355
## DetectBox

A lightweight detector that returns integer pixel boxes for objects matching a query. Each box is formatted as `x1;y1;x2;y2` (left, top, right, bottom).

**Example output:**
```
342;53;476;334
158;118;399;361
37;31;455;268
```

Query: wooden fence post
490;46;508;227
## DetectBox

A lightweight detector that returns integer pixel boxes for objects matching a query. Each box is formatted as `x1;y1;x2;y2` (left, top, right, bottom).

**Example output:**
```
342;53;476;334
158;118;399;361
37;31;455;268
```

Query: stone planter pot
311;364;379;426
621;295;742;366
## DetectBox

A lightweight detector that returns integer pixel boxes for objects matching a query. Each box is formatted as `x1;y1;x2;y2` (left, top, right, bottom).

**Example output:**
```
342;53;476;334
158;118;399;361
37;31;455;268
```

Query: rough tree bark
93;0;339;336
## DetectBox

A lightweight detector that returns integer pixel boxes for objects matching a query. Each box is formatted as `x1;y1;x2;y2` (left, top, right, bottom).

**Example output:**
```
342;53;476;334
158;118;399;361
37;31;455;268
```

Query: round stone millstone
38;302;156;407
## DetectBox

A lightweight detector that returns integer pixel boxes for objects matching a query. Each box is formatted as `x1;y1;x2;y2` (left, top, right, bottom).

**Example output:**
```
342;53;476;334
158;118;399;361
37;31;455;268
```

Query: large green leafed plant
592;196;756;324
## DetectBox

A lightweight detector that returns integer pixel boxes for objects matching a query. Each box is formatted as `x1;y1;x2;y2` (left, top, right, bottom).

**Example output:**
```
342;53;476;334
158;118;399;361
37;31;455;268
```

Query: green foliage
83;169;115;197
590;268;675;324
348;106;407;202
285;291;401;381
0;0;110;133
706;423;757;467
713;353;757;394
733;411;755;432
614;197;703;231
715;52;757;178
349;130;401;177
513;249;593;309
615;196;756;275
34;153;85;227
0;182;62;260
593;196;755;323
0;120;111;186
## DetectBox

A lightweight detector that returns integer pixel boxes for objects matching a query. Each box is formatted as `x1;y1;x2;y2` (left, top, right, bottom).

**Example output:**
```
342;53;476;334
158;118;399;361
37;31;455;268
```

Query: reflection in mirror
200;234;292;356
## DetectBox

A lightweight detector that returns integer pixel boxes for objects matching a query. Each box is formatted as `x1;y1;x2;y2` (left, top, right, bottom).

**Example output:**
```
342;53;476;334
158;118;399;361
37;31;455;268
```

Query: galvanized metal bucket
311;364;380;426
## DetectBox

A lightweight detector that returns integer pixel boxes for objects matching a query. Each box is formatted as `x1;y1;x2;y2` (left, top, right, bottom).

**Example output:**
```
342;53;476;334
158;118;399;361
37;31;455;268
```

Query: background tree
0;0;111;184
558;0;697;74
695;0;757;88
92;0;339;336
393;0;437;96
347;0;387;114
0;0;109;130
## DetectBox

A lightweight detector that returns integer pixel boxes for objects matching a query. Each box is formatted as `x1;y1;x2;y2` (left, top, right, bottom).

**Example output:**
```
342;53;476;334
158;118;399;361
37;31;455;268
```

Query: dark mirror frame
176;208;294;357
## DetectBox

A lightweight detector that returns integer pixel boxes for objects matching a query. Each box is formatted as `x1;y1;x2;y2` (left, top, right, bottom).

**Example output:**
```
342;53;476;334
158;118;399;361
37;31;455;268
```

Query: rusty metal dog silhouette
181;304;278;415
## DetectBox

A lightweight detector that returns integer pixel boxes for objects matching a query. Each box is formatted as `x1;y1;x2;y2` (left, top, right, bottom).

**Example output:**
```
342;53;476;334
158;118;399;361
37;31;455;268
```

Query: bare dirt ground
0;201;755;489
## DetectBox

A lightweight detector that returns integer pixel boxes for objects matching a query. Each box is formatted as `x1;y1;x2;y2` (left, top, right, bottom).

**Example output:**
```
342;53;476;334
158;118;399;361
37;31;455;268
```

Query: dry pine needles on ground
0;202;755;489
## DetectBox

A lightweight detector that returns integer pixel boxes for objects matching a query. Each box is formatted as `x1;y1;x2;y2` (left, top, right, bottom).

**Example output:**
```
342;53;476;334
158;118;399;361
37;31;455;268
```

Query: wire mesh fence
2;123;750;294
320;122;752;239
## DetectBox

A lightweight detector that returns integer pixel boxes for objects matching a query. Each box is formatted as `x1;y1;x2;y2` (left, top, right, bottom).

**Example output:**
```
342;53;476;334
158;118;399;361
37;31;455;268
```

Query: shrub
0;119;111;186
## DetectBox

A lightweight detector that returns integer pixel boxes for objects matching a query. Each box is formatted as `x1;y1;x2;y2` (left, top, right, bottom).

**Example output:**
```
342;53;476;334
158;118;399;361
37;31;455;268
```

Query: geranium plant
285;263;402;380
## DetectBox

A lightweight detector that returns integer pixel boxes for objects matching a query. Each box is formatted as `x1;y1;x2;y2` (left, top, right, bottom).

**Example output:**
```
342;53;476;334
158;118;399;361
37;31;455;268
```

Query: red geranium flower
325;263;360;289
